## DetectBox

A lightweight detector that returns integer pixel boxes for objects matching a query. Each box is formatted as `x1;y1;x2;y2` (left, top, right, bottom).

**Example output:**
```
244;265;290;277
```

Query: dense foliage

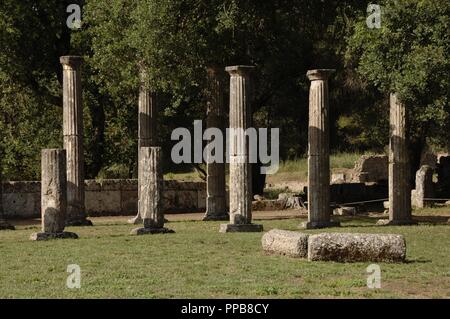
1;0;449;181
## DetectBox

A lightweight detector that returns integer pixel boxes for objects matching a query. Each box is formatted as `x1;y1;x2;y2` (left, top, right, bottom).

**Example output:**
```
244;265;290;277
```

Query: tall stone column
0;171;15;230
128;69;158;225
378;93;416;225
203;67;228;221
219;65;263;233
60;56;92;226
30;149;78;240
302;69;340;229
131;147;173;235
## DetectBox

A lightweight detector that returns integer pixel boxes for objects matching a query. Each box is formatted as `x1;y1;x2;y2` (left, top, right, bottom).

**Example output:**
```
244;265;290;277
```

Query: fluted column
138;70;157;148
203;67;228;221
303;69;340;229
0;170;15;230
219;65;262;233
30;149;78;240
60;56;92;226
131;147;173;235
129;69;158;225
378;93;416;225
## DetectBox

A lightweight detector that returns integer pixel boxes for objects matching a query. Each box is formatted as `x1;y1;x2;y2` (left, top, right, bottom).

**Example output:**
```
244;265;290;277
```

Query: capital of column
60;56;83;70
225;65;255;76
307;69;335;81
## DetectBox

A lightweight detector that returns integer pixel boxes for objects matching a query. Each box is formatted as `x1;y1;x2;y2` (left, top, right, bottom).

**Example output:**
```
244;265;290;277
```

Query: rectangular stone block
262;229;308;258
308;232;406;262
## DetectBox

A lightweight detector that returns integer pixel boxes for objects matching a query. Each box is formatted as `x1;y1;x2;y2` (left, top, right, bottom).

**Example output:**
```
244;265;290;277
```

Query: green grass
267;152;364;184
0;212;449;298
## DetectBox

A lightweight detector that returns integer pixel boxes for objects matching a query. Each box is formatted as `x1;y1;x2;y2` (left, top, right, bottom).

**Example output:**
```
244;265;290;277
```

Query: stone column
30;149;78;240
302;69;340;229
219;65;262;233
0;171;15;230
60;56;92;226
129;69;158;225
378;93;416;225
412;165;434;208
203;67;228;221
131;147;173;235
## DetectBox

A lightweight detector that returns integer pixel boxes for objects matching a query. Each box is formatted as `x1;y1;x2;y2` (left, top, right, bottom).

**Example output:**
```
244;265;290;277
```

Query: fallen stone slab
308;232;406;263
262;229;308;258
30;231;79;241
130;227;175;235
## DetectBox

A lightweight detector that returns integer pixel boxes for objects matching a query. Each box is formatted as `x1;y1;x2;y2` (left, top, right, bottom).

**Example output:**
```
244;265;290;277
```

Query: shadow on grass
412;215;450;225
404;258;432;264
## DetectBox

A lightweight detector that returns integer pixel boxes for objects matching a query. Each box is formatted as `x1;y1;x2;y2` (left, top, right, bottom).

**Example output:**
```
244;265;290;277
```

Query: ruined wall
2;179;206;218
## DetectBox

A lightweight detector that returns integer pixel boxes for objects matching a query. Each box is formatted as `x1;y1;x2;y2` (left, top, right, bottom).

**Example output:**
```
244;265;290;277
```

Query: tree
346;0;450;181
84;0;368;192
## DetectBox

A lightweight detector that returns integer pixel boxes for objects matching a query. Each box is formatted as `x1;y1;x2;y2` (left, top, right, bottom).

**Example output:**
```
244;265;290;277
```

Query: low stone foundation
2;179;206;219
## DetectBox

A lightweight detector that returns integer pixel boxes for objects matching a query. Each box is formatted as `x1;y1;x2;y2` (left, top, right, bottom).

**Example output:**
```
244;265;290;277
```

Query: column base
300;220;341;229
66;218;93;227
0;220;15;230
128;214;142;225
130;227;175;235
219;223;263;233
376;219;418;226
30;231;79;241
203;213;229;221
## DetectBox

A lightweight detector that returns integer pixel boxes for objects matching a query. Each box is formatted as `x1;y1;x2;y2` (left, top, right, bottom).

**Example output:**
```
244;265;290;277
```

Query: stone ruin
1;58;441;267
131;147;173;235
411;165;434;208
352;155;388;183
262;229;406;263
219;66;263;233
30;149;78;241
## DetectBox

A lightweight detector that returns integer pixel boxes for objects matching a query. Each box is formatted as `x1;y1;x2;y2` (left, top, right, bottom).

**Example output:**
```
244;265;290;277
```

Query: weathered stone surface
411;165;434;208
33;149;78;241
2;179;207;218
305;69;339;229
139;147;163;227
204;67;228;221
221;65;262;232
129;69;159;225
331;173;347;184
352;155;388;183
381;93;413;225
254;194;264;201
219;223;263;233
133;147;173;234
308;232;406;262
30;231;78;241
284;196;305;210
61;56;91;227
261;229;308;258
333;206;357;216
41;149;67;233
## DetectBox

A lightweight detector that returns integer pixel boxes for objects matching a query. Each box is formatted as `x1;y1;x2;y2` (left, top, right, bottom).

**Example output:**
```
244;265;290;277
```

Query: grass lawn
0;210;449;299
